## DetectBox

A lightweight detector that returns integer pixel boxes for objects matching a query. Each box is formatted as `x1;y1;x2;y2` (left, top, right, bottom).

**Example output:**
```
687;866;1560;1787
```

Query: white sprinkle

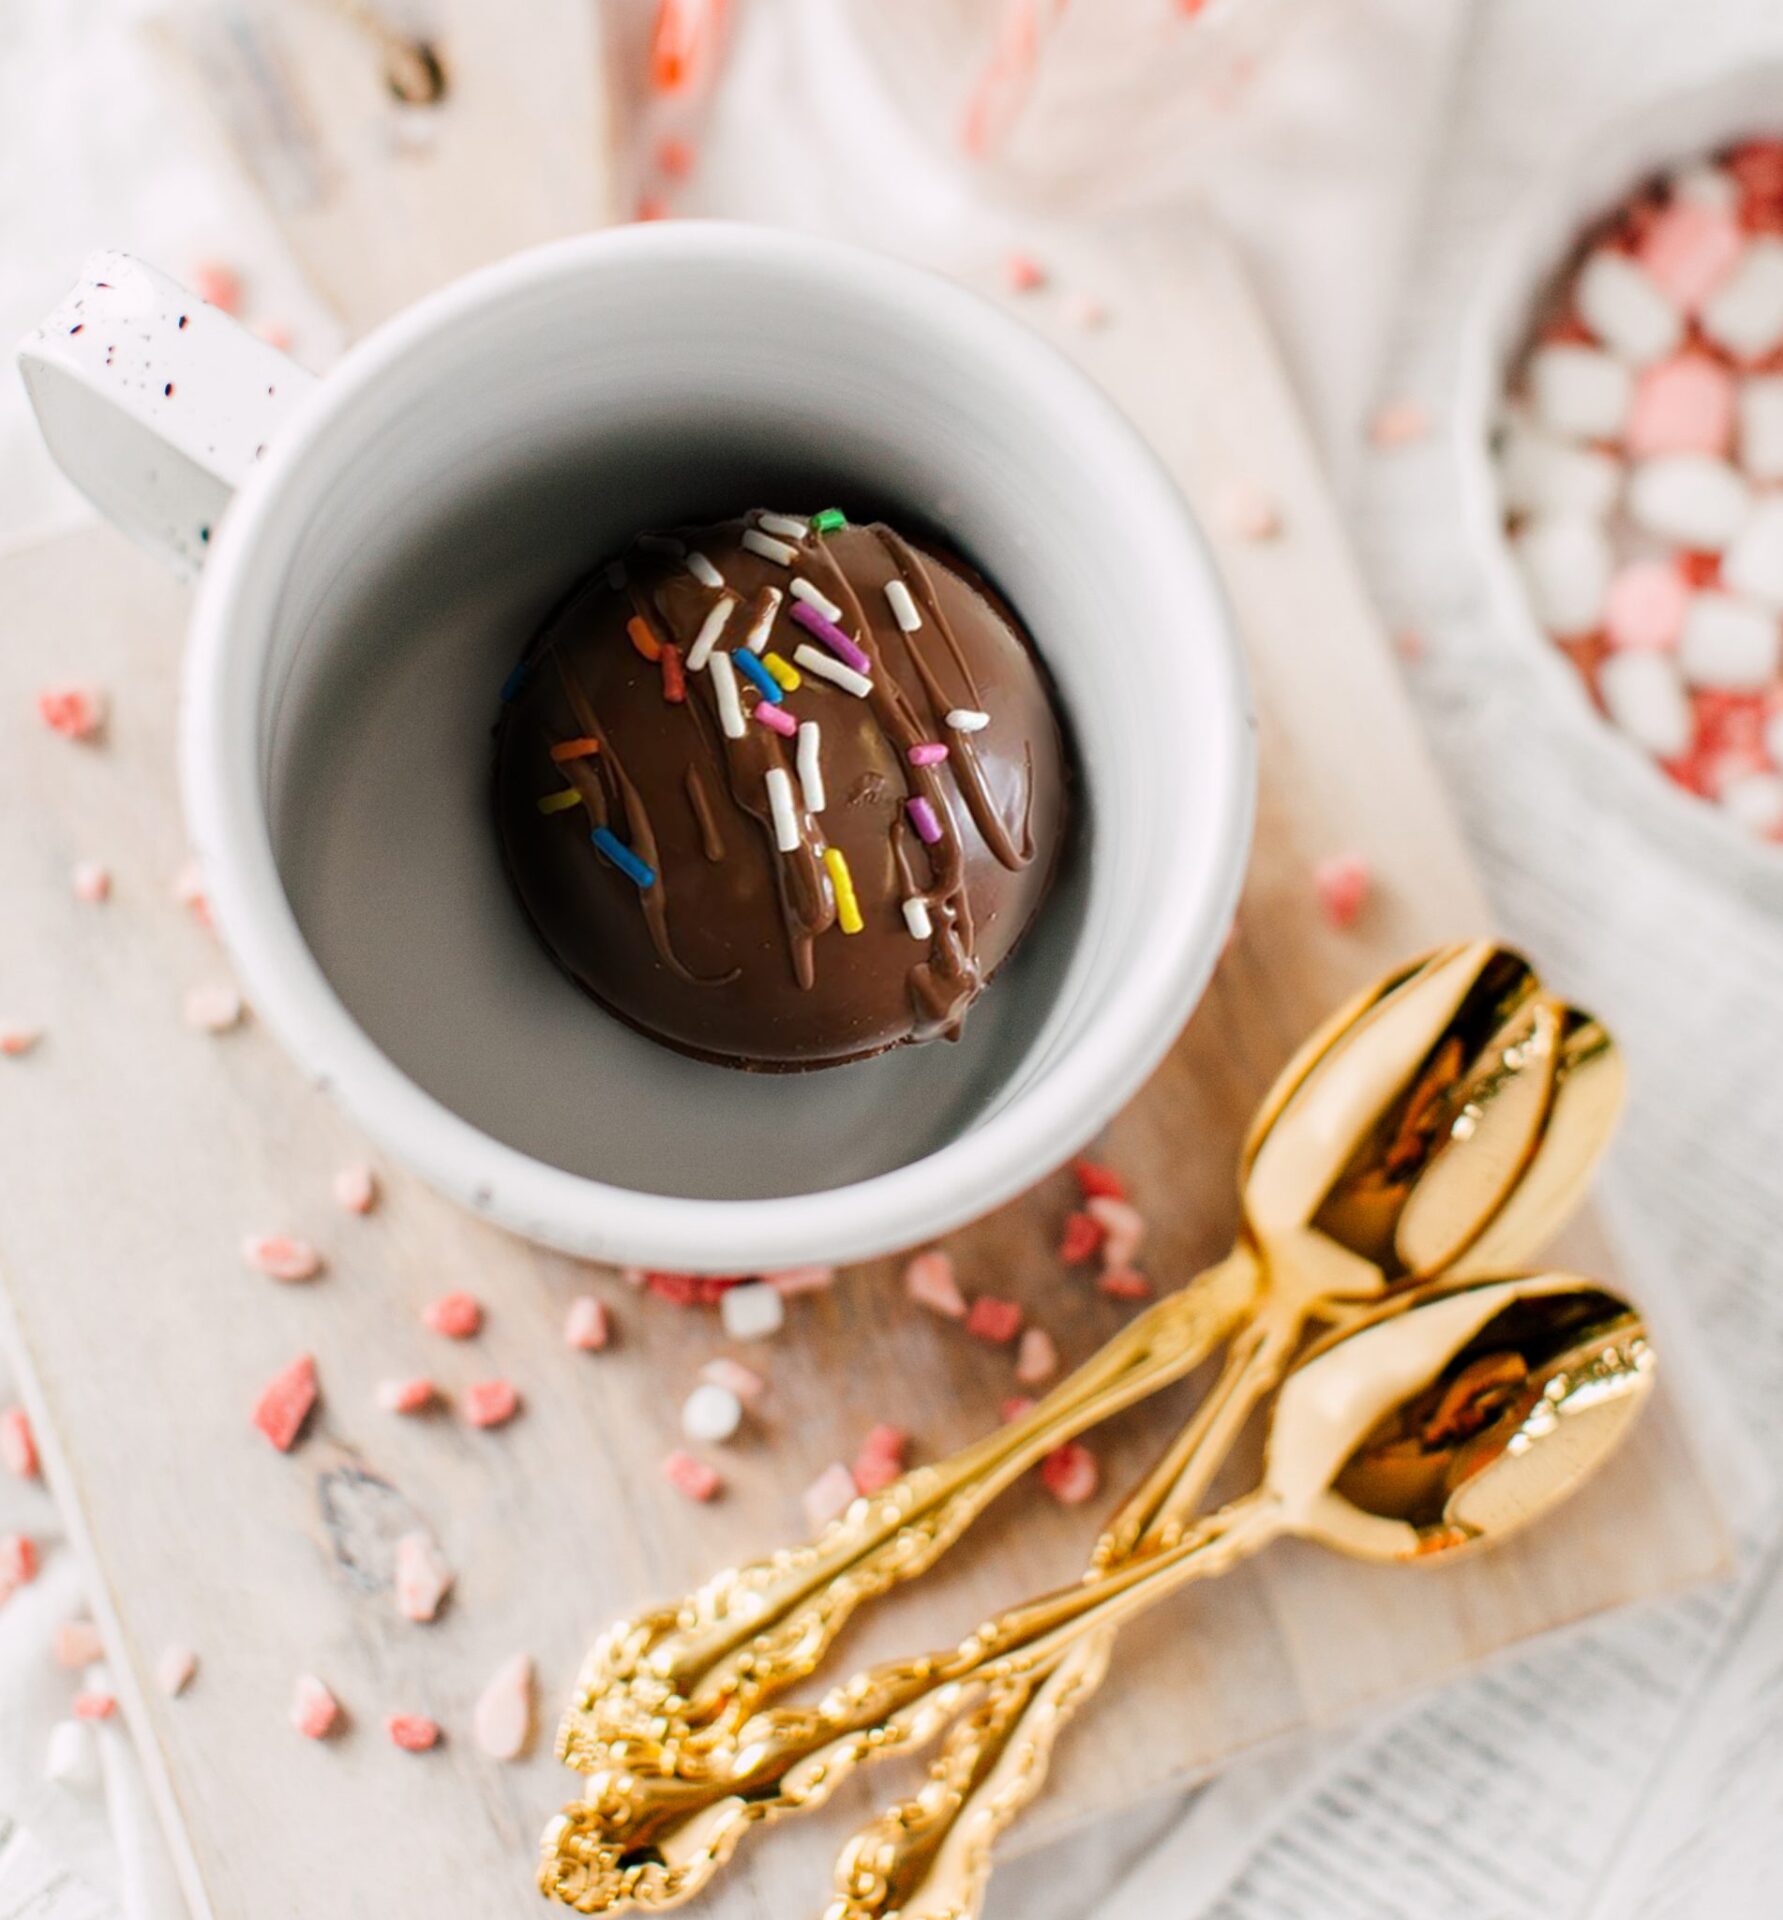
604;560;627;590
685;551;724;589
796;721;826;812
708;649;745;738
765;767;801;852
757;512;809;540
46;1719;98;1790
720;1281;785;1341
946;708;990;732
794;644;872;697
884;580;922;632
682;1381;743;1443
636;533;685;556
686;595;736;671
742;587;783;653
902;896;933;940
790;577;843;623
742;528;798;566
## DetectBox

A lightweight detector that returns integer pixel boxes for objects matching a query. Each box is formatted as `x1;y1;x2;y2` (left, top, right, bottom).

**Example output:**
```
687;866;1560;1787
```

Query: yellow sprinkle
762;650;802;692
536;787;584;815
824;847;863;935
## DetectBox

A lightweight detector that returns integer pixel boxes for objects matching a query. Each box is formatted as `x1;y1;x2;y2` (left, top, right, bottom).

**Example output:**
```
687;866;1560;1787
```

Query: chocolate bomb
493;511;1069;1070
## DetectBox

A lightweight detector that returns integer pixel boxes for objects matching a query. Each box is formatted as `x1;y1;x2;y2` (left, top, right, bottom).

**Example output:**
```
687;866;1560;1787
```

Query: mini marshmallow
1626;354;1736;458
45;1719;98;1790
1639;200;1745;311
1604;560;1689;651
1575;249;1682;364
1528;344;1632;441
719;1281;784;1341
1723;498;1783;609
1627;455;1751;550
1513;517;1612;635
1704;238;1783;359
1721;771;1783;836
1599;651;1693;758
681;1382;743;1444
1496;418;1621;519
1679;592;1781;690
1739;375;1783;481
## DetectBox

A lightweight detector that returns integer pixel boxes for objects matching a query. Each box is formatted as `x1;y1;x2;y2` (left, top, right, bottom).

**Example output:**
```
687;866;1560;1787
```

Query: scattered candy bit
906;796;943;845
736;645;785;706
1086;1195;1146;1269
290;1673;341;1739
700;1356;764;1401
824;846;864;933
464;1379;520;1429
907;742;949;767
763;650;801;693
1004;251;1047;293
473;1653;534;1760
156;1645;197;1697
682;1381;743;1443
1000;1395;1037;1424
802;1461;858;1531
386;1712;441;1752
590;825;658;889
333;1162;378;1214
71;861;111;903
192;261;242;312
742;528;798;566
172;857;212;929
1;1532;40;1598
902;896;933;940
793;643;873;697
1098;1267;1154;1301
37;683;108;741
422;1290;482;1338
903;1250;967;1318
1041;1441;1100;1505
660;642;687;703
686;550;725;588
56;1622;103;1668
719;1281;784;1341
790;599;873;675
563;1296;610;1350
662;1450;722;1501
393;1530;454;1621
1214;476;1281;541
852;1423;909;1496
966;1295;1024;1345
766;1264;835;1296
1058;1210;1105;1264
1313;853;1372;929
740;586;783;654
707;649;746;739
1015;1326;1059;1386
884;579;923;632
243;1235;323;1283
551;736;601;763
945;708;990;732
183;983;244;1032
72;1691;116;1721
1;1407;39;1479
377;1377;438;1415
0;1025;42;1058
627;614;662;662
1063;290;1108;332
758;512;809;540
1369;399;1430;448
46;1718;98;1787
252;1354;318;1452
811;508;848;534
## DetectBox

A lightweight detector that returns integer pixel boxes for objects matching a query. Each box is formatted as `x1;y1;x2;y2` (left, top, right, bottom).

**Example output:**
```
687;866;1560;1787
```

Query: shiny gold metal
541;1276;1654;1914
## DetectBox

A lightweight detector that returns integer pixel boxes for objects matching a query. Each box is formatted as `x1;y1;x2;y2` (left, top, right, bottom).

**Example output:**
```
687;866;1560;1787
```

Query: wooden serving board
0;221;1729;1920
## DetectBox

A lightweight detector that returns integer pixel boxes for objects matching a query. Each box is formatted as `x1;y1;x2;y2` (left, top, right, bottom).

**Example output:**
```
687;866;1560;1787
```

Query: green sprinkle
811;508;848;534
536;787;584;815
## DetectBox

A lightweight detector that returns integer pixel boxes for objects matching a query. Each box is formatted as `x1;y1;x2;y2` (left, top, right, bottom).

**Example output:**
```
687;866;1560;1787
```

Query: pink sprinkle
852;1423;909;1495
291;1674;341;1739
1369;399;1429;448
907;796;943;844
657;135;696;179
376;1377;437;1415
1086;1195;1145;1269
70;862;111;903
0;1025;42;1058
1004;251;1047;293
1214;476;1281;541
72;1691;116;1721
1000;1394;1038;1424
1072;1160;1127;1202
422;1290;482;1338
157;1645;197;1697
967;1295;1024;1345
192;261;243;313
789;599;873;674
802;1461;858;1531
464;1379;520;1429
904;1250;967;1318
766;1264;835;1296
1098;1267;1154;1301
1041;1442;1100;1506
1638;201;1745;311
473;1652;534;1761
1059;1210;1105;1263
254;320;293;352
0;1407;38;1480
563;1296;611;1350
700;1356;764;1401
172;858;213;930
1015;1325;1059;1386
1627;353;1737;457
663;1450;721;1501
386;1712;441;1752
755;700;798;738
907;743;949;767
333;1162;378;1214
1313;853;1372;929
1;1533;40;1595
36;684;107;742
253;1354;318;1451
1605;560;1689;651
183;983;244;1032
393;1530;453;1621
56;1620;103;1668
243;1235;323;1283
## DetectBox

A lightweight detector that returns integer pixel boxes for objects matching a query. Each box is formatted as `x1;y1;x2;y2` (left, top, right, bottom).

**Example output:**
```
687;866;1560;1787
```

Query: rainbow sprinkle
742;529;798;566
824;847;863;934
755;700;797;738
757;512;809;540
765;767;801;852
733;648;783;704
686;551;724;589
907;742;949;767
627;616;662;662
790;577;843;623
660;643;687;704
884;580;922;632
687;596;736;671
537;788;583;815
789;601;872;675
591;826;655;888
792;644;872;697
499;661;529;702
551;737;601;762
708;649;746;738
762;651;801;692
907;796;943;845
797;721;826;811
946;708;990;732
812;508;847;534
741;587;783;654
902;896;933;940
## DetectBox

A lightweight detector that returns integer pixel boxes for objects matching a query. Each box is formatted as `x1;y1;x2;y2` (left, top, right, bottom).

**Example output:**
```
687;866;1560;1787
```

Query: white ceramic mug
20;227;1252;1270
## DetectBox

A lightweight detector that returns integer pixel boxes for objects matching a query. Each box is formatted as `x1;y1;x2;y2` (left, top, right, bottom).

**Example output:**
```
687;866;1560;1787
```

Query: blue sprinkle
590;826;656;890
732;648;783;704
500;660;530;702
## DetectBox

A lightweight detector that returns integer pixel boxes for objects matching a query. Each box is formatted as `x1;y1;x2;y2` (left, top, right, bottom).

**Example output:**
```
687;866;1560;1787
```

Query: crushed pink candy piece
393;1529;453;1622
253;1353;318;1452
70;862;111;903
243;1235;323;1283
422;1290;482;1338
1;1407;39;1479
1041;1441;1100;1505
803;1461;859;1531
1003;250;1047;292
1058;1210;1105;1263
1072;1160;1127;1202
0;1026;41;1058
1313;853;1372;929
966;1295;1024;1345
386;1712;441;1752
1369;399;1429;448
56;1621;103;1668
72;1691;116;1720
183;983;244;1032
700;1356;764;1401
563;1296;611;1350
156;1645;197;1696
1086;1195;1145;1268
1014;1326;1059;1386
851;1424;909;1496
903;1250;968;1318
766;1264;836;1296
1098;1267;1154;1301
464;1379;520;1429
332;1163;378;1214
376;1377;437;1415
36;684;107;742
662;1450;721;1502
473;1652;534;1760
192;260;243;313
172;858;213;931
1000;1395;1038;1424
290;1673;341;1739
1;1533;40;1595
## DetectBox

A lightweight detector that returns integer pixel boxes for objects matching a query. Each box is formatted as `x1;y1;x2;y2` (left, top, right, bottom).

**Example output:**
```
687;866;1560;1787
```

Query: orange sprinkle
660;642;687;704
550;737;600;763
627;616;662;662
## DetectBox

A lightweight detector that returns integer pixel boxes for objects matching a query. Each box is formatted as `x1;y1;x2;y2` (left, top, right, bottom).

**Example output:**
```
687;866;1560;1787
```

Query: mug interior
219;227;1247;1218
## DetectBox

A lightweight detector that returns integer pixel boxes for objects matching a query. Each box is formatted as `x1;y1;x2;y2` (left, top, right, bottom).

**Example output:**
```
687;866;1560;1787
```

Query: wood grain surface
0;221;1728;1920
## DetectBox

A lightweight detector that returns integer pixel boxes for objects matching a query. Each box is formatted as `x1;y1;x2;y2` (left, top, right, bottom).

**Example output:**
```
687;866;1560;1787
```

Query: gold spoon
541;1274;1655;1913
554;943;1542;1781
824;978;1623;1920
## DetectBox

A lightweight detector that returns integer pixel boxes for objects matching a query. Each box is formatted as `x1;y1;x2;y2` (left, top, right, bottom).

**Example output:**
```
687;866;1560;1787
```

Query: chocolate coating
493;514;1069;1070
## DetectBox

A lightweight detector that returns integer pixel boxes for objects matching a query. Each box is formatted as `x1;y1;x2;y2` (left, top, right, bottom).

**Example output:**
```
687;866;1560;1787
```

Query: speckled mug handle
18;250;316;579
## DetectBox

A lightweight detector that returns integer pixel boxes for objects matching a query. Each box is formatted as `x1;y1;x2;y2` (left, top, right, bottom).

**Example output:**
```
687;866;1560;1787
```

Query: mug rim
182;222;1255;1270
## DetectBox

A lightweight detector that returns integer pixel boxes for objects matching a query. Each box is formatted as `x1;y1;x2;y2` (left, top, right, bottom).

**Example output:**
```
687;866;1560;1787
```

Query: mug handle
17;250;318;579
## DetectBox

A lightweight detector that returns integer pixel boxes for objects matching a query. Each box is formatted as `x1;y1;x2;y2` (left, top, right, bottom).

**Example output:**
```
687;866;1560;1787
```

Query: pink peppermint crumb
852;1423;909;1495
56;1621;103;1668
473;1652;533;1761
766;1264;836;1296
0;1026;41;1058
0;1407;38;1479
463;1379;519;1429
662;1450;721;1502
172;858;213;930
376;1377;437;1415
36;684;107;742
802;1461;858;1531
1058;1210;1106;1263
290;1673;341;1739
1004;250;1047;292
563;1295;611;1350
700;1356;763;1401
332;1163;378;1214
1314;853;1372;929
71;862;111;903
1071;1160;1127;1202
903;1250;967;1318
1086;1195;1146;1268
966;1295;1023;1345
192;261;242;313
393;1530;453;1622
1015;1326;1059;1386
72;1691;116;1721
252;1354;318;1452
1369;398;1429;448
1;1533;40;1594
1098;1267;1153;1301
242;1235;323;1282
386;1712;440;1752
422;1290;482;1338
1041;1442;1100;1506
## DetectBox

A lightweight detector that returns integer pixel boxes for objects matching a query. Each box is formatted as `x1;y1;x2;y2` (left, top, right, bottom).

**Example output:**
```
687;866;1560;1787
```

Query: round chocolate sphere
493;511;1069;1070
